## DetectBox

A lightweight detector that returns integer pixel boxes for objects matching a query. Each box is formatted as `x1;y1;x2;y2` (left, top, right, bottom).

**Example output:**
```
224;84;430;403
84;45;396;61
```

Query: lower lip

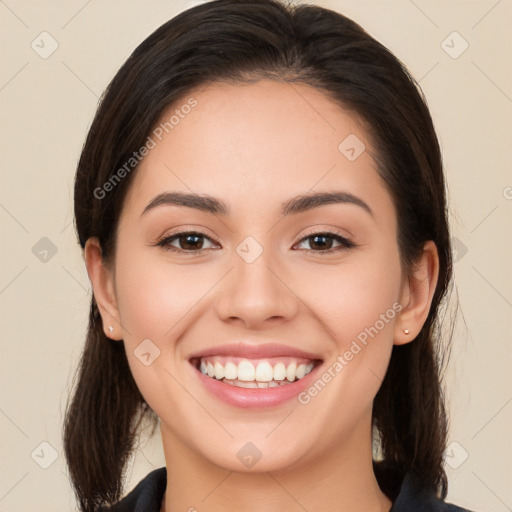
191;361;323;409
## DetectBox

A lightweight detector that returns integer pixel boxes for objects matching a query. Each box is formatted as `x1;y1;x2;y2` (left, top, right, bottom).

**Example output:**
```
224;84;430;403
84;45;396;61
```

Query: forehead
121;79;393;223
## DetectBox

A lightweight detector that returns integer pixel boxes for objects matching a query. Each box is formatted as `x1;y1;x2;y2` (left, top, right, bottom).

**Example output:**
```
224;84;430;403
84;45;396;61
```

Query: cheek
295;268;400;434
114;251;212;341
307;249;402;395
304;249;402;344
113;252;200;412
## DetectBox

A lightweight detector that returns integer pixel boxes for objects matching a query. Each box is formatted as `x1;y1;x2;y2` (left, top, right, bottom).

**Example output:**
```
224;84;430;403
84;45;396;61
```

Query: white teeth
273;362;286;381
232;380;258;388
222;378;289;388
224;361;237;380
198;357;316;384
255;361;273;382
296;364;306;379
214;362;224;380
238;360;256;381
286;362;297;382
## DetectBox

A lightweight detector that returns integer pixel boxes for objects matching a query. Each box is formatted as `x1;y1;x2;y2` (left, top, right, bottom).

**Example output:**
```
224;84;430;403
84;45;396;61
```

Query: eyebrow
141;190;374;218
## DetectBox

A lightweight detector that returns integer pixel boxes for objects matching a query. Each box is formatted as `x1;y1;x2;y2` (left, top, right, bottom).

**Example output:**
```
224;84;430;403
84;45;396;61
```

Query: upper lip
188;342;323;361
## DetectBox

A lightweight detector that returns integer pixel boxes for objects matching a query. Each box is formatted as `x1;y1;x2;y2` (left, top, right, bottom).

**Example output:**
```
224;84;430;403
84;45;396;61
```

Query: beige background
0;0;511;510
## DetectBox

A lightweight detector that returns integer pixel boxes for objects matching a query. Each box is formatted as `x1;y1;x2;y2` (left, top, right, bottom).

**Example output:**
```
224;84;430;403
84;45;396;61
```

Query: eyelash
155;228;356;256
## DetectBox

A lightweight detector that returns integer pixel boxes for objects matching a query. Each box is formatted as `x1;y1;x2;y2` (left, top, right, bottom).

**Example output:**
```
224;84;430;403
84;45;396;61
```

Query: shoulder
97;466;167;512
391;473;476;512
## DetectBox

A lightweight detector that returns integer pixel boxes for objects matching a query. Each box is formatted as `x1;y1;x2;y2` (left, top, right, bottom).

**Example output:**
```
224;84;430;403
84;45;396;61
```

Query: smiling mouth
190;356;323;389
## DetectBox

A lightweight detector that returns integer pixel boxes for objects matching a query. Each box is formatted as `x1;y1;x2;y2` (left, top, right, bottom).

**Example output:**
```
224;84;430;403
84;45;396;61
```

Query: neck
160;419;392;512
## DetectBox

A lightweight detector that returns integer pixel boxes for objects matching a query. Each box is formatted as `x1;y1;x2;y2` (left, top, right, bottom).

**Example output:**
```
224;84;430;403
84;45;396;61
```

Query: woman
63;0;474;510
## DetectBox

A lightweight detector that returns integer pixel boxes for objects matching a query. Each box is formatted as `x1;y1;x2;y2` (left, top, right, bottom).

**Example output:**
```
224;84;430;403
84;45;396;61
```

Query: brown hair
63;1;455;510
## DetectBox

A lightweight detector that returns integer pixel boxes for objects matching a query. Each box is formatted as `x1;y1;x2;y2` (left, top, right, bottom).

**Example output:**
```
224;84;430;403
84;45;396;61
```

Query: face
97;80;412;473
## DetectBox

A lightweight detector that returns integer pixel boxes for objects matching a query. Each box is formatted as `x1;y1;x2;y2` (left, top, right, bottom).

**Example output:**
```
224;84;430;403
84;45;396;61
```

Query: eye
156;230;219;254
294;230;355;255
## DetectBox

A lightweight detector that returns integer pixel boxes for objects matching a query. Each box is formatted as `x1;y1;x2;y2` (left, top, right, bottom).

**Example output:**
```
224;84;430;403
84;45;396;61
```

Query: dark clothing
99;465;474;511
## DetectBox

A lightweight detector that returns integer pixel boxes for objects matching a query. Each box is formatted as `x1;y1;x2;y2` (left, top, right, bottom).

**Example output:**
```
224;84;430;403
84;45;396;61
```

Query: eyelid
155;227;220;251
294;226;353;245
158;225;219;242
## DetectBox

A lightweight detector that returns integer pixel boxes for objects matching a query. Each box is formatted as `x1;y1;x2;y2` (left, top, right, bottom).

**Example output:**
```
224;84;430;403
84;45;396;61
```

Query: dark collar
106;465;473;512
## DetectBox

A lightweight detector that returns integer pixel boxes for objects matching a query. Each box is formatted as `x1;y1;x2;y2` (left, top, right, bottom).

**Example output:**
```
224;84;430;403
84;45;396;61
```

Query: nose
214;246;299;329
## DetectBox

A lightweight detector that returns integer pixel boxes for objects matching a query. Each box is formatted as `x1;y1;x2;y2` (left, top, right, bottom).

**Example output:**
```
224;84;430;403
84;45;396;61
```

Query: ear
84;237;123;340
394;240;440;345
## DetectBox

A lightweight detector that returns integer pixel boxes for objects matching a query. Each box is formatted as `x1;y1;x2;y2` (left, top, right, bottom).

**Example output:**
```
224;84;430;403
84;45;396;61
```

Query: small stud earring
403;329;410;335
108;326;114;333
